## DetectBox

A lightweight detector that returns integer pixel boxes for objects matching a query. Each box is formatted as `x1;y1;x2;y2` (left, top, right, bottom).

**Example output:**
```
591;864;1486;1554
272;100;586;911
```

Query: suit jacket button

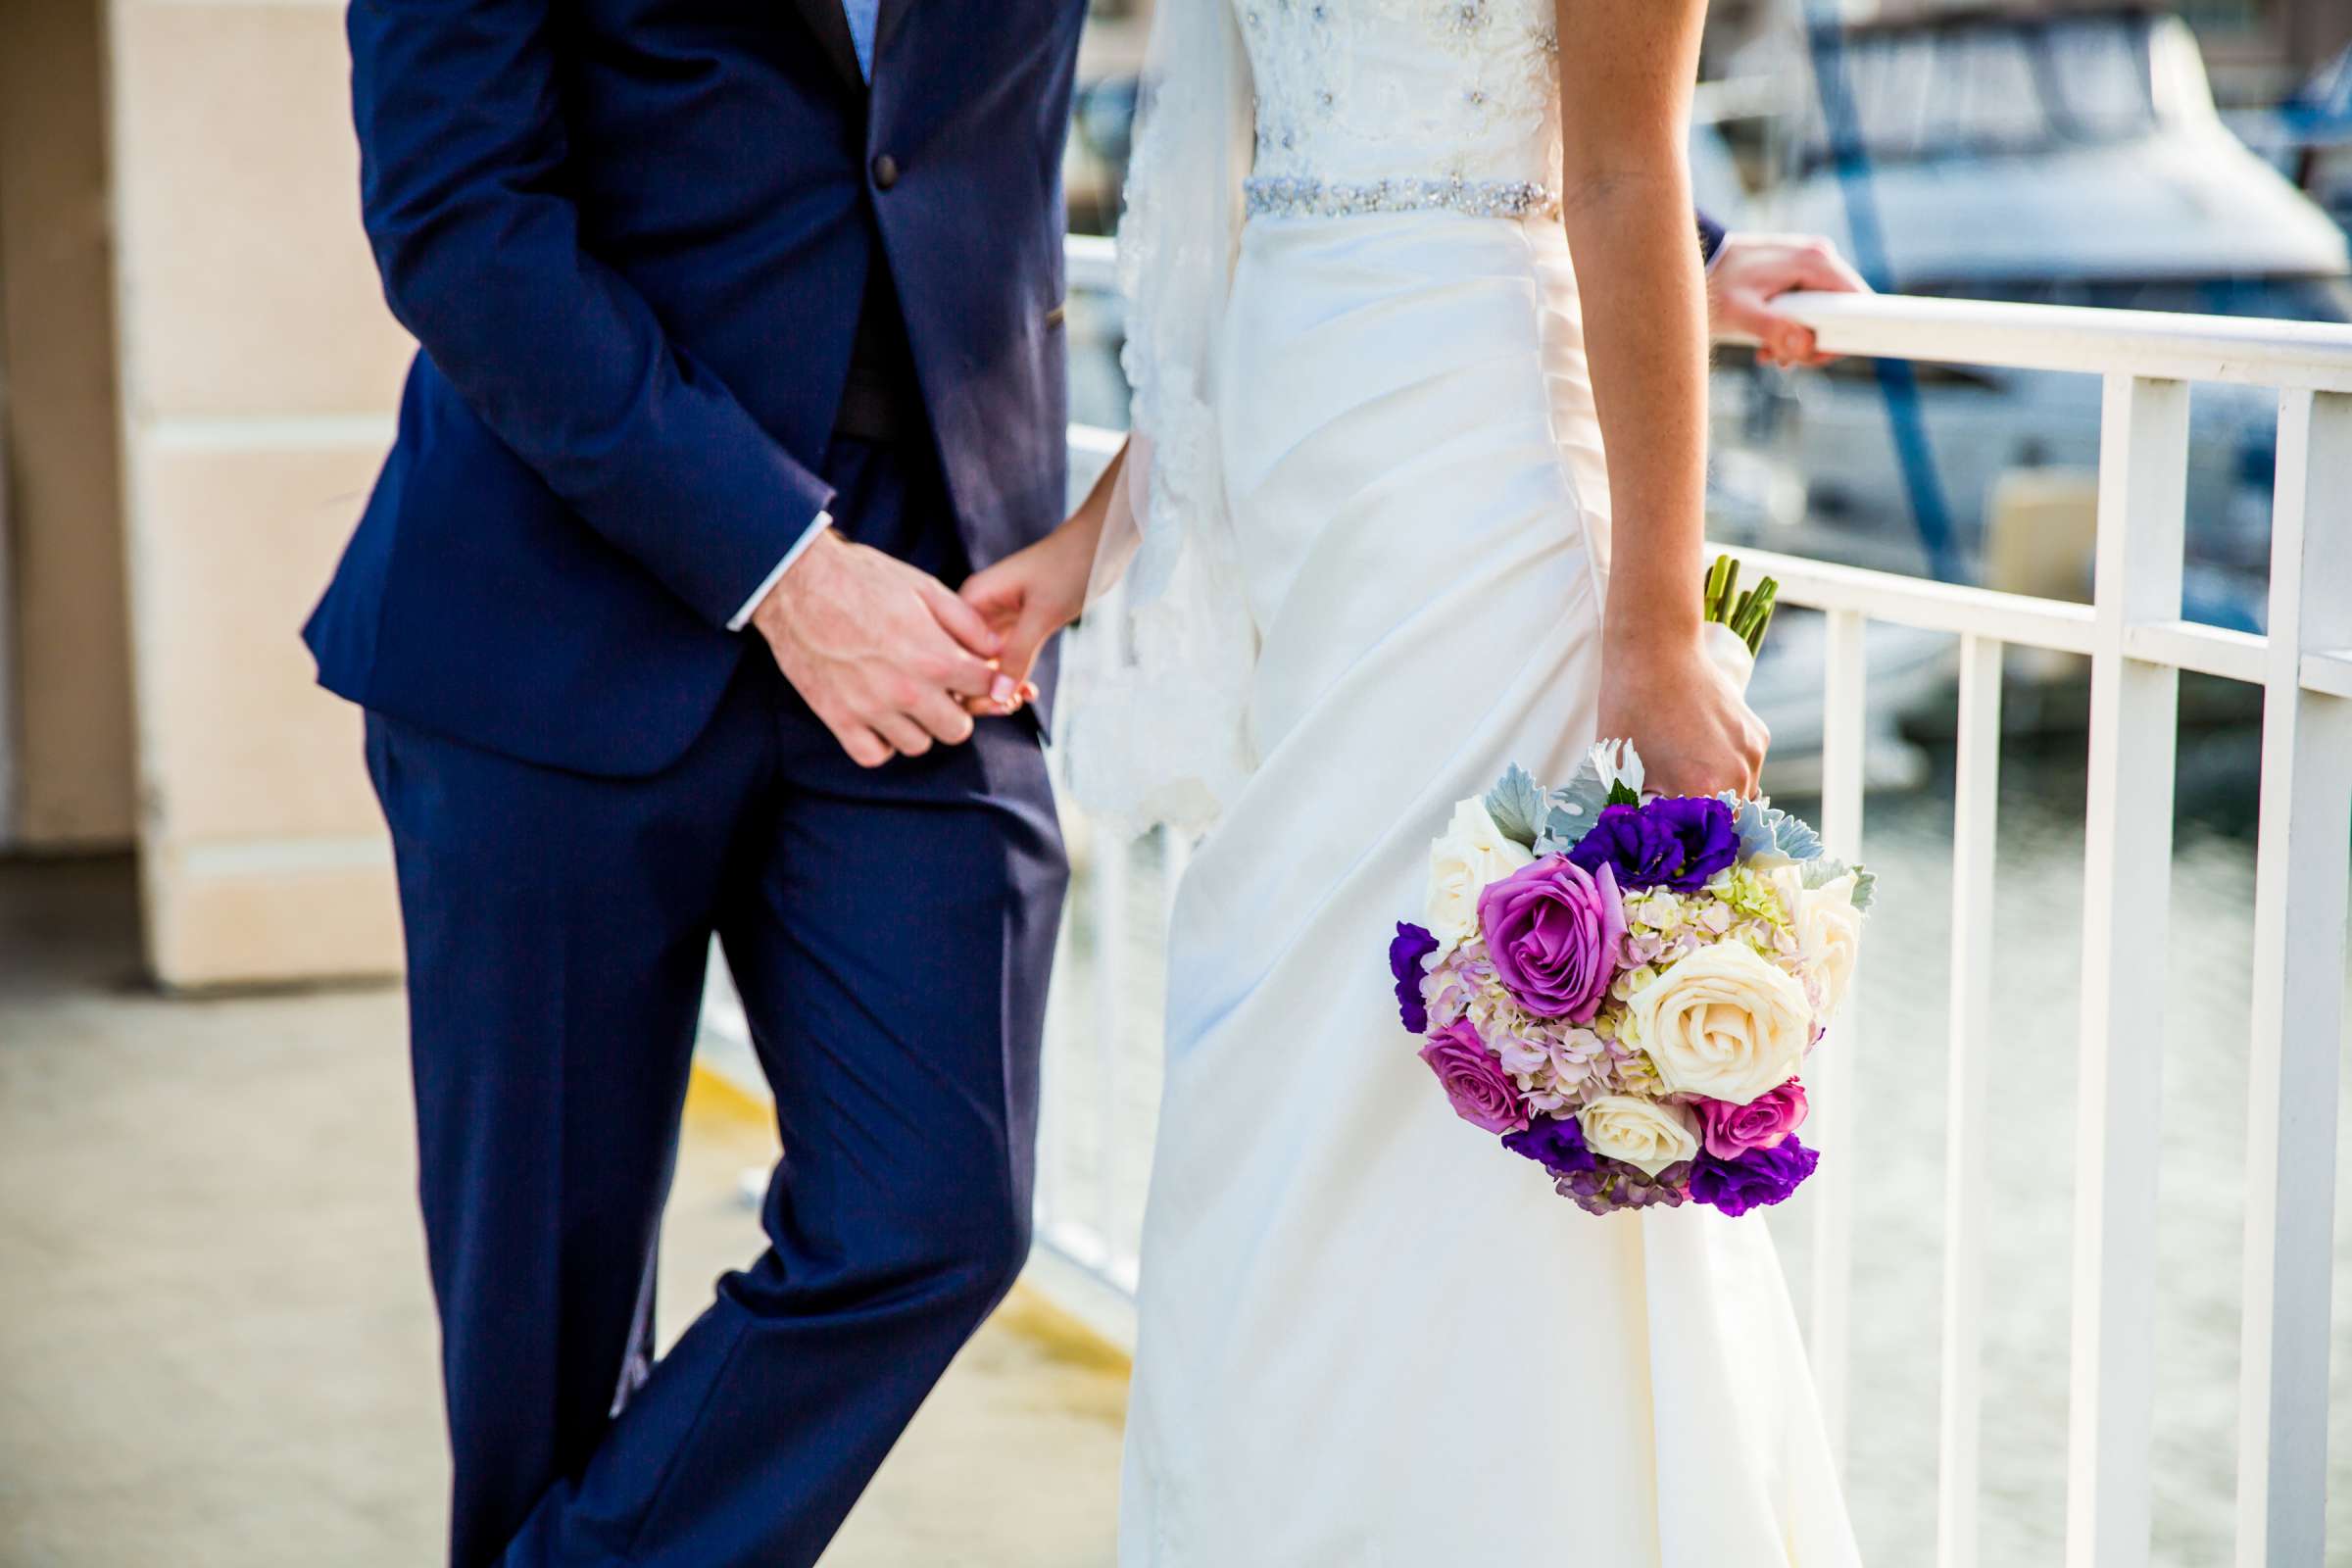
871;153;900;190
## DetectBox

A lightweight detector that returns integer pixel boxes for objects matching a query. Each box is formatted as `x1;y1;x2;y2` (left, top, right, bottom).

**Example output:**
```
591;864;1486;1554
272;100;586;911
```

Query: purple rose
1389;922;1441;1033
1688;1136;1820;1217
1418;1017;1529;1135
1566;796;1740;894
1476;856;1626;1021
1695;1081;1810;1160
1501;1114;1597;1177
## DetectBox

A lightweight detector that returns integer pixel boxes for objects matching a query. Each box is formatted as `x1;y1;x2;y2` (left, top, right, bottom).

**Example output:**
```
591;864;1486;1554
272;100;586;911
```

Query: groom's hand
751;530;1010;767
1706;233;1870;368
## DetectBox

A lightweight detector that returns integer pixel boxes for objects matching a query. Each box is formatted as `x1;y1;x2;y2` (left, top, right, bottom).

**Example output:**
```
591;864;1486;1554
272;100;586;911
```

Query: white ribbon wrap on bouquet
1702;618;1757;696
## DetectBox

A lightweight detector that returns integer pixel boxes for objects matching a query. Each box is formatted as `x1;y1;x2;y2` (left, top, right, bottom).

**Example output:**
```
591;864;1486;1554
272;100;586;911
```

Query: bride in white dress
961;0;1862;1559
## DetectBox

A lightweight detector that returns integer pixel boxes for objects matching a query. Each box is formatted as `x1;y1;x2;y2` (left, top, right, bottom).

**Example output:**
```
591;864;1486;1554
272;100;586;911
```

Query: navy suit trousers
368;432;1067;1568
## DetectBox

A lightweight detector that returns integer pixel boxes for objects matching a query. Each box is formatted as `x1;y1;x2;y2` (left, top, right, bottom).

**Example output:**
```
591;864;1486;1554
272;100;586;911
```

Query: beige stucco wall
104;0;414;984
0;0;136;850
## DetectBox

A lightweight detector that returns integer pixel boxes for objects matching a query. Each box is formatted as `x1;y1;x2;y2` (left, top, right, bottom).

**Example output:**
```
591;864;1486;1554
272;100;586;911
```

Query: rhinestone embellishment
1440;0;1487;33
1244;173;1562;221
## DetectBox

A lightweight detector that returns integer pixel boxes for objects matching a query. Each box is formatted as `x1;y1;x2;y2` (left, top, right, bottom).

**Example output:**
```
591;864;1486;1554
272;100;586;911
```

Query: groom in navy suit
306;0;1081;1562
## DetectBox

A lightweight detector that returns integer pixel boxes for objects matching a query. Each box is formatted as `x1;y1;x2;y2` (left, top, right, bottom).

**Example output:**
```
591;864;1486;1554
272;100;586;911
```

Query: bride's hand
1597;632;1770;799
956;520;1095;715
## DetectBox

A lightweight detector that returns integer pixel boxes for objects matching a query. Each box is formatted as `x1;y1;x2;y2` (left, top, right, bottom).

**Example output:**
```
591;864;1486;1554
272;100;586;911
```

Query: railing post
1939;631;2003;1568
1808;606;1868;1467
1160;826;1192;919
1093;822;1130;1274
2067;373;2187;1568
2233;388;2352;1568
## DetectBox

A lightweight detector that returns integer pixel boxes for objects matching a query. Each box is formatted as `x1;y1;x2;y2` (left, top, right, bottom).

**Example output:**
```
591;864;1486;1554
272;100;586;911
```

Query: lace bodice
1237;0;1564;215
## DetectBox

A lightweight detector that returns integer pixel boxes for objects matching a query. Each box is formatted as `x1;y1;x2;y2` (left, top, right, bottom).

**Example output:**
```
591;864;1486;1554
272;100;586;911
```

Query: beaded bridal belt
1242;173;1563;221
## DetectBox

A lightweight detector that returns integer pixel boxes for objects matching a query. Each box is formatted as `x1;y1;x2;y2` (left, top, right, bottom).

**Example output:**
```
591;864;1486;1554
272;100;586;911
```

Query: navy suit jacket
308;0;1084;775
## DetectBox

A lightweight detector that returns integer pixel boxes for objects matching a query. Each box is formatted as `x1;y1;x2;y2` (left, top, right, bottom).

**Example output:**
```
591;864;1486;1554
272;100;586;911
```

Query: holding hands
953;516;1095;718
751;528;1021;767
951;445;1118;718
754;452;1109;766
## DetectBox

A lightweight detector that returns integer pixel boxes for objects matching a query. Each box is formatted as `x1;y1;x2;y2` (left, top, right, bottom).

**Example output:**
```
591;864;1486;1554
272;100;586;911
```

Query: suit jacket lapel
873;0;912;74
790;0;865;95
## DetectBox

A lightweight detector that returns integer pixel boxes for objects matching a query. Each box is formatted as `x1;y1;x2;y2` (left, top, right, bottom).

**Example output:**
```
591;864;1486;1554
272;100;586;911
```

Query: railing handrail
1720;543;2352;698
1747;290;2352;391
1065;231;1117;293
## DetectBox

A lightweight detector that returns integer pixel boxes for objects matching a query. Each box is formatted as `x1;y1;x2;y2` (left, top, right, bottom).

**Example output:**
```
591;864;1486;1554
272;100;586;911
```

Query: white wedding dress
1071;1;1864;1562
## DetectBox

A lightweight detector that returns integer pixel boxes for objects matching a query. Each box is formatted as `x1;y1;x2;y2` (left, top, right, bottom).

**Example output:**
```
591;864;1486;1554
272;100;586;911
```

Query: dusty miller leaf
1773;811;1827;863
1589;739;1645;796
1550;752;1612;828
1733;799;1776;859
1799;856;1877;913
1484;763;1548;848
1533;801;1592;858
1734;799;1827;863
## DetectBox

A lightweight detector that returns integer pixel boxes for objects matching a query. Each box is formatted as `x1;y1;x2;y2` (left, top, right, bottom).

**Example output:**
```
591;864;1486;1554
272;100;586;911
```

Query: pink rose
1695;1080;1809;1159
1417;1017;1529;1135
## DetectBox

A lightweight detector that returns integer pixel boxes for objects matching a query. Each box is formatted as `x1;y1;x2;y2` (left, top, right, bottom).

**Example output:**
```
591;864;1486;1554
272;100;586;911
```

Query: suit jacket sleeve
1697;209;1727;267
348;0;833;629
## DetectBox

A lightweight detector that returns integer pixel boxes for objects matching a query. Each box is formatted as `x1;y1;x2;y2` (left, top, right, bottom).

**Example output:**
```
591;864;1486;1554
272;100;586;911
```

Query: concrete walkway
0;858;1126;1567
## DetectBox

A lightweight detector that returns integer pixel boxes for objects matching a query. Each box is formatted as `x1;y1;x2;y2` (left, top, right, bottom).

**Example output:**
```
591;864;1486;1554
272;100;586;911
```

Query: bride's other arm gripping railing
1042;241;2352;1568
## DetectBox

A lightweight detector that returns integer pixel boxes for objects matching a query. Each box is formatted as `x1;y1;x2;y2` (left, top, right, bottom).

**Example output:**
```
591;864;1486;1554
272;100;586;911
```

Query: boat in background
2231;41;2352;242
1698;4;2352;639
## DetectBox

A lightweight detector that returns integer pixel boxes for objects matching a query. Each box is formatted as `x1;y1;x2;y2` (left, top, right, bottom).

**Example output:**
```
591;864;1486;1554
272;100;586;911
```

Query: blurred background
1;0;2349;1564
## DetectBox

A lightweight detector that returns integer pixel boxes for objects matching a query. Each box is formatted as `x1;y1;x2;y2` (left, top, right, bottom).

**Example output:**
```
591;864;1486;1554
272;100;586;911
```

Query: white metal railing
1034;234;2352;1568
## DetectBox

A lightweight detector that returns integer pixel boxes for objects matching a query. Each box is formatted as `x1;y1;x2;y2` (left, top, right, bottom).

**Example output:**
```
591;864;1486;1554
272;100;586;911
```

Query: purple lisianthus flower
1389;921;1441;1033
1566;796;1741;894
1695;1081;1809;1160
1418;1017;1530;1135
1501;1114;1597;1177
1476;856;1625;1021
1688;1136;1820;1217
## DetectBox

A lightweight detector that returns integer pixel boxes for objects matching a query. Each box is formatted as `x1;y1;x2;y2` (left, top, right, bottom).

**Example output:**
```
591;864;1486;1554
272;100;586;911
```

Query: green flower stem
1703;553;1780;657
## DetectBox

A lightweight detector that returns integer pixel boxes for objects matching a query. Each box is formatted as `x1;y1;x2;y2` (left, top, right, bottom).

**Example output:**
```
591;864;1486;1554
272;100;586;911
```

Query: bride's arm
955;439;1126;712
1555;0;1769;798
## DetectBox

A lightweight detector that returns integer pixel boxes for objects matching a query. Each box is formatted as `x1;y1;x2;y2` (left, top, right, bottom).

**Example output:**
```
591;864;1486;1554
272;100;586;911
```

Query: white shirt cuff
727;510;833;631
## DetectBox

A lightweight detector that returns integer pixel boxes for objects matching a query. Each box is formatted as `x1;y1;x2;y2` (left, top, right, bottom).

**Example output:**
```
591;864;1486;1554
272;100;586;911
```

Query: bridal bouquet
1393;563;1874;1217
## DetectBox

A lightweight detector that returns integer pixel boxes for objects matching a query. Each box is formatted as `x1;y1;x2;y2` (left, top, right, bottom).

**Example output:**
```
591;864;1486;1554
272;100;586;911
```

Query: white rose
1578;1095;1700;1178
1771;867;1864;1015
1424;797;1534;950
1625;941;1812;1105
